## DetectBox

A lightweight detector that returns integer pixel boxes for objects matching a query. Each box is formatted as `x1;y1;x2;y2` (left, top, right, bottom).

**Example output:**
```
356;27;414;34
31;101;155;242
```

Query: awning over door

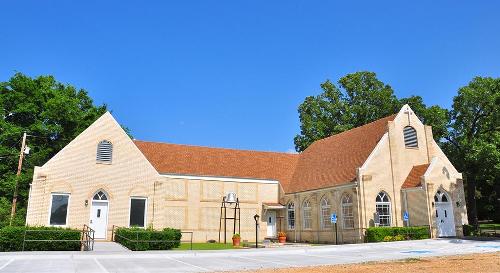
262;203;286;210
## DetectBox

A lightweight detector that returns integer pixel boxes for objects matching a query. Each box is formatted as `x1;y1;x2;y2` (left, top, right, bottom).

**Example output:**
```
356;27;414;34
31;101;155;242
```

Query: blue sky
1;1;499;153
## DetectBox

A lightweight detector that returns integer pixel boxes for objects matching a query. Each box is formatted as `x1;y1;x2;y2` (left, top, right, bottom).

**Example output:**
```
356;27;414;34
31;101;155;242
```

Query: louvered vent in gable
403;126;418;148
97;140;113;163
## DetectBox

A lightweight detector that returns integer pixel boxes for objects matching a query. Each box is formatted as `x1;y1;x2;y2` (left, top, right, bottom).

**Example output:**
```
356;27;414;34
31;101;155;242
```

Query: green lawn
174;243;236;250
479;223;500;230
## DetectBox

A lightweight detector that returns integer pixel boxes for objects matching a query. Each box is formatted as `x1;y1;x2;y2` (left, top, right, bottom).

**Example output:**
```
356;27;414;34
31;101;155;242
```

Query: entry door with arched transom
434;190;456;237
90;190;109;239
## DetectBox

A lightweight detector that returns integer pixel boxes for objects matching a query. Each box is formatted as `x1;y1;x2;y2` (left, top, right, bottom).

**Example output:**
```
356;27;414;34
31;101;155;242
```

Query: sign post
403;211;409;227
330;213;338;245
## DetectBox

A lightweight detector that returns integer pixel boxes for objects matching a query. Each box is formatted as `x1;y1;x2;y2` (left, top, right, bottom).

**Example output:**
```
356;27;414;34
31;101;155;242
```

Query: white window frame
375;192;391;227
48;193;71;227
341;194;354;229
303;200;312;230
320;197;331;229
128;197;148;228
287;202;295;230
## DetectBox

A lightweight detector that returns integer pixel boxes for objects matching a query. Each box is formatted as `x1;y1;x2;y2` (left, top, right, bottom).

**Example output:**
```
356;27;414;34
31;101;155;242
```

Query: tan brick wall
281;186;361;244
26;113;159;240
350;105;466;236
405;189;429;226
26;113;280;242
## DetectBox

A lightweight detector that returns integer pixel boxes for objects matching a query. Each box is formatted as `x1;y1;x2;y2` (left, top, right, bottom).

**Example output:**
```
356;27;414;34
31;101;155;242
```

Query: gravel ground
233;252;500;273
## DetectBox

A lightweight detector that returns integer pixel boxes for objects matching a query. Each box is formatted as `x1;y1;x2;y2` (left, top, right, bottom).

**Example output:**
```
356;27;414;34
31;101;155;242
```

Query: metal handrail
22;225;96;251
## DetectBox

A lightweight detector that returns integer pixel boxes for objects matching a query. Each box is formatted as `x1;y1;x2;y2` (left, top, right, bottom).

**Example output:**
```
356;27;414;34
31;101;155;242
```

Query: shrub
365;226;429;242
115;227;182;251
0;226;81;251
462;224;478;236
383;235;394;242
232;233;241;239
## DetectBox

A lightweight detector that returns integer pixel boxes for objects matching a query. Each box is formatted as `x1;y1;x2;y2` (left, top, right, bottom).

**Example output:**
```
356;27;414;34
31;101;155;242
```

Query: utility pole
10;132;27;225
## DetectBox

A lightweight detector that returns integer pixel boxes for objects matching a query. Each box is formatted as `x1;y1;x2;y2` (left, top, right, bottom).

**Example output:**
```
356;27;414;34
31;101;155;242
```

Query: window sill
405;147;419;150
96;161;112;165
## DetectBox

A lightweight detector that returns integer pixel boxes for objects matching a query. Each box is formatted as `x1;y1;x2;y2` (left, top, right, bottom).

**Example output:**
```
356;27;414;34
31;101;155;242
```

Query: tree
294;71;449;151
0;73;108;227
443;77;500;225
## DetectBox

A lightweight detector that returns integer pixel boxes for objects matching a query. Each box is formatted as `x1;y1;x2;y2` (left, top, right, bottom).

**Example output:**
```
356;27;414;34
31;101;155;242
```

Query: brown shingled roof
134;141;299;190
134;114;396;193
287;115;396;193
402;164;430;189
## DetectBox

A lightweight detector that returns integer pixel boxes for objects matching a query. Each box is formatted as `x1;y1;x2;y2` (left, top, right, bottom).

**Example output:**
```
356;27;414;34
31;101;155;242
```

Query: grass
479;223;500;230
174;242;235;250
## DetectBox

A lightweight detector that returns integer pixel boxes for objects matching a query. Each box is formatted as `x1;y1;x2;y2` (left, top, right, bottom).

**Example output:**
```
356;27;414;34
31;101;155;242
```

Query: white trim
160;173;279;184
128;196;148;228
360;133;388;170
48;193;71;227
424;157;439;178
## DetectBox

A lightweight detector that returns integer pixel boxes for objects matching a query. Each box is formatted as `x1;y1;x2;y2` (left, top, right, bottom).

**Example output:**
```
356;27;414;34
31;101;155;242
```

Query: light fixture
23;146;30;155
85;200;88;207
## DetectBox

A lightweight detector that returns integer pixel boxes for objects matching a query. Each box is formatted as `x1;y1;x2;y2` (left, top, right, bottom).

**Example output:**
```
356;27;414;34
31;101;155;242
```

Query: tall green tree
0;73;108;227
294;71;449;152
443;77;500;225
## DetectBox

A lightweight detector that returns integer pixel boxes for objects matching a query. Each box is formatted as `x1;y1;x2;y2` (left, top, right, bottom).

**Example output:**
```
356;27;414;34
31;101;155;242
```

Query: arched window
303;200;312;229
403;126;418;148
434;190;449;203
320;197;331;229
97;140;113;163
375;192;391;226
342;194;354;229
287;202;295;230
93;190;108;201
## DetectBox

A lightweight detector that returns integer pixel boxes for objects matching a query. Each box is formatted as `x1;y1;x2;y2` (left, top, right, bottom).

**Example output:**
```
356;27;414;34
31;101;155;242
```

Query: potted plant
278;231;286;243
232;233;241;246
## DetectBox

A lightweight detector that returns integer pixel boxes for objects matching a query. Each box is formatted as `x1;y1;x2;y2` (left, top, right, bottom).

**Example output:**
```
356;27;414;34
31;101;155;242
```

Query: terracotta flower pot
278;236;286;243
232;237;241;246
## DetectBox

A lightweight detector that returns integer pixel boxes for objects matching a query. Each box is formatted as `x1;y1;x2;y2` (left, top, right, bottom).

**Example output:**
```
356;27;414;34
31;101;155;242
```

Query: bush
462;224;479;236
0;226;81;251
115;227;182;251
365;226;429;242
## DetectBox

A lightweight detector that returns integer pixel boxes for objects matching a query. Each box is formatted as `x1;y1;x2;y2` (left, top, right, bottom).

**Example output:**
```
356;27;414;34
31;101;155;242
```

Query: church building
25;105;468;243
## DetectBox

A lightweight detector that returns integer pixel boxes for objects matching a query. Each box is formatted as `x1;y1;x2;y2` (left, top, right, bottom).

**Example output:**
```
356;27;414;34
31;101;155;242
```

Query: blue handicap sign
403;211;409;221
330;213;337;224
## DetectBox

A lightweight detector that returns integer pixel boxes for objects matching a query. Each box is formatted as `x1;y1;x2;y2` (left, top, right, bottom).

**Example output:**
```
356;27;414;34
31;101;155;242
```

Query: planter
278;236;286;243
232;237;241;246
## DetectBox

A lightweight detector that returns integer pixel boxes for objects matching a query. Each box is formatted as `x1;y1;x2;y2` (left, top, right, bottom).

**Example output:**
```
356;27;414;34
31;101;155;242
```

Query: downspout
387;124;399;227
152;181;157;228
26;183;32;227
356;168;364;241
424;180;434;238
403;189;409;226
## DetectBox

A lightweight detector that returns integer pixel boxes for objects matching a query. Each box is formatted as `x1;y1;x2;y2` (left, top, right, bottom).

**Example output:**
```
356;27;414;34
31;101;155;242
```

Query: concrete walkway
92;242;129;252
0;239;499;272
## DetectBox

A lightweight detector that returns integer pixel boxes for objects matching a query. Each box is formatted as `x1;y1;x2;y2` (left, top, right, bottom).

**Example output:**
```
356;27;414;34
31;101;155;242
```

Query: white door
266;211;276;237
436;202;456;237
90;201;109;239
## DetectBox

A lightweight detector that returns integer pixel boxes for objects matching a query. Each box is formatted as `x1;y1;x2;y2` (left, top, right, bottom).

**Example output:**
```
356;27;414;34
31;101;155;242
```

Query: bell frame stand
218;196;241;244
